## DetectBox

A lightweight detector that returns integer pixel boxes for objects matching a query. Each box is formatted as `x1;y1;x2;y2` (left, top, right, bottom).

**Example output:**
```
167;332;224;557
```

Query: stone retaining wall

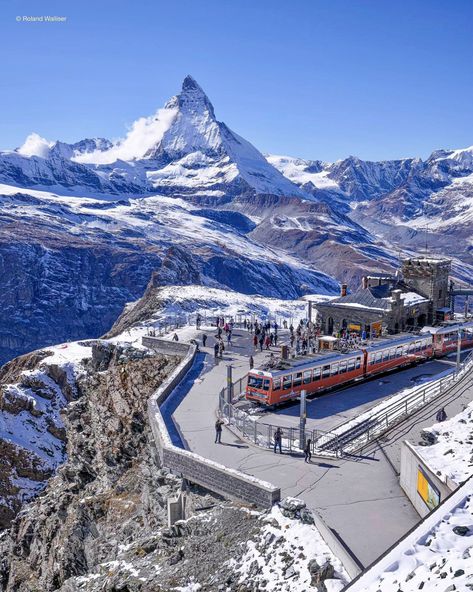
144;336;281;508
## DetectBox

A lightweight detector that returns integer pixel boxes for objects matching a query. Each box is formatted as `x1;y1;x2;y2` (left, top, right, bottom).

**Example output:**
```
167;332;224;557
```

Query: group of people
249;320;280;352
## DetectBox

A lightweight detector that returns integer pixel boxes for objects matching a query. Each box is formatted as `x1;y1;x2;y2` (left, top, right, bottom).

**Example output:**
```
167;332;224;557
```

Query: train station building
313;257;452;337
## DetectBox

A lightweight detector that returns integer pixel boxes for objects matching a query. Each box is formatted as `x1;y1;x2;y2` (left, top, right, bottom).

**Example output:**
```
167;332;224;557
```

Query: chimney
341;284;347;297
361;276;368;290
392;289;402;305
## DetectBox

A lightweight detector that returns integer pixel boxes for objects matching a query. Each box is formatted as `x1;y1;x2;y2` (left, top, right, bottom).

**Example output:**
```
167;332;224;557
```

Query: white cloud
17;133;53;158
73;106;178;165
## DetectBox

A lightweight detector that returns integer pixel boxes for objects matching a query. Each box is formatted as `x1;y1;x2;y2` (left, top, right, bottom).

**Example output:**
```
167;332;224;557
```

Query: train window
303;370;311;384
356;357;361;369
403;346;409;356
376;352;382;364
396;346;402;358
331;363;339;376
313;367;321;381
347;359;355;372
283;375;292;390
322;365;331;378
383;350;389;362
339;361;347;374
248;376;263;389
262;379;270;391
389;348;396;360
272;377;282;391
293;372;303;387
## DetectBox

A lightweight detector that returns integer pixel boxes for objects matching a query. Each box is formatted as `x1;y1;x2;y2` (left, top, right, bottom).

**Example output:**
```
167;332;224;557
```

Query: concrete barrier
142;336;192;357
144;337;281;508
400;440;458;517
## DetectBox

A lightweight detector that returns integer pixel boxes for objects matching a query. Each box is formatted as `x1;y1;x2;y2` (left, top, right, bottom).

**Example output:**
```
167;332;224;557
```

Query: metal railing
218;350;473;458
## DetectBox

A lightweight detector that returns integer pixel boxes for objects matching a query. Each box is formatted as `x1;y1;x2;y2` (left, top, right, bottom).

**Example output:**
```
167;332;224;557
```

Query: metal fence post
226;365;233;403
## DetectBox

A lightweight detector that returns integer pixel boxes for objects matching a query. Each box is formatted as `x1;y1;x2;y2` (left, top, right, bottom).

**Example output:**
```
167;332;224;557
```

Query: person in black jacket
215;419;224;443
304;439;312;463
436;407;447;422
274;427;283;454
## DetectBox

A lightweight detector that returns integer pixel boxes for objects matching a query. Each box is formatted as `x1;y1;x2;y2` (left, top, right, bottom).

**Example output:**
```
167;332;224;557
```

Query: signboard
348;323;361;331
417;467;440;511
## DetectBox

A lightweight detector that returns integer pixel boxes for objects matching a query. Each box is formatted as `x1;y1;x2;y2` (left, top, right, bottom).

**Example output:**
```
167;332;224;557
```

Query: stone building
313;257;452;336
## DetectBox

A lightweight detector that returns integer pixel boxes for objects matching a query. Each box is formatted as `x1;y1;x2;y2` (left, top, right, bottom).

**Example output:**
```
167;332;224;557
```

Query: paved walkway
170;327;473;568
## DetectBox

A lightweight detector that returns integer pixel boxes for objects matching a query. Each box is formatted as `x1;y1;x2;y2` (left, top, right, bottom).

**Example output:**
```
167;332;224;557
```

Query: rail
218;350;473;458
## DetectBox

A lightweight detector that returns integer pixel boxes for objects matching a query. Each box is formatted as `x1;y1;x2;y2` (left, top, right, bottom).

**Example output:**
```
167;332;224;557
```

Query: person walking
215;418;224;443
273;427;283;454
436;407;447;422
227;331;232;346
214;342;219;358
304;439;312;463
249;355;254;370
172;333;179;341
218;340;225;358
253;334;258;349
202;333;208;347
259;335;264;352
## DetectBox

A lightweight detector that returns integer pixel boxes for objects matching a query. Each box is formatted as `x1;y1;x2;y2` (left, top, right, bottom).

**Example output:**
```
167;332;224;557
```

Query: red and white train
246;322;473;406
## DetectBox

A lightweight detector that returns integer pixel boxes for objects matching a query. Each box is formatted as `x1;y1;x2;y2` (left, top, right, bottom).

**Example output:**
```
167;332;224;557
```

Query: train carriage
364;334;433;377
421;322;473;356
246;350;365;405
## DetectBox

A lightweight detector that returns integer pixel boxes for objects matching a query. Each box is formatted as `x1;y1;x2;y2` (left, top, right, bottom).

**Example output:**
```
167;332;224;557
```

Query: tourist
436;407;447;422
202;333;208;347
249;355;254;370
273;427;283;454
218;340;225;358
172;333;179;341
214;342;219;358
304;439;312;463
215;418;224;443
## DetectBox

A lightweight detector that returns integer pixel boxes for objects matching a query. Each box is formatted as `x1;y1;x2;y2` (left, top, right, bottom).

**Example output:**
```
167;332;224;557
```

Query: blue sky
2;0;472;161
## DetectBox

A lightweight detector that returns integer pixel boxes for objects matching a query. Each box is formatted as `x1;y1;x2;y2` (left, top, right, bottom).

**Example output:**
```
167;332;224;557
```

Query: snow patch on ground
232;505;347;592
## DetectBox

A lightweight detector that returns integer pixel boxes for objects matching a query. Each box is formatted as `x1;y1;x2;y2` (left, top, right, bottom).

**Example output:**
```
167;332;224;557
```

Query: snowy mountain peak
178;75;216;118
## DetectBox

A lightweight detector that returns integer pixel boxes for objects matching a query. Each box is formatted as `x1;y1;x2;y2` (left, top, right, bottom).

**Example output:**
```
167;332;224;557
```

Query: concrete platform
169;327;473;568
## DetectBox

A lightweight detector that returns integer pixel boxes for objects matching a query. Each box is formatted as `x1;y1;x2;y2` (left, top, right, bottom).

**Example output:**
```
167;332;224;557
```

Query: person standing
249;355;254;370
202;333;208;347
304;439;312;463
436;407;447;422
253;334;258;349
215;418;224;443
214;342;219;358
172;333;179;341
273;427;283;454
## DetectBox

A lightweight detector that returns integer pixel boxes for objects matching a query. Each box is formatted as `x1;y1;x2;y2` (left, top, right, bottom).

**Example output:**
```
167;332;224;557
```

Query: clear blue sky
1;0;472;161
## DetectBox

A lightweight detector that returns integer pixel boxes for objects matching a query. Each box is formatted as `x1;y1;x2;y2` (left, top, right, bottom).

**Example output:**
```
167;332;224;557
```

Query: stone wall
145;337;281;508
142;336;191;357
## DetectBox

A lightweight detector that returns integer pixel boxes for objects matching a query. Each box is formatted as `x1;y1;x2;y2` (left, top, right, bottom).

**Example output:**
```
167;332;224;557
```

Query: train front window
272;377;282;391
303;370;311;384
283;375;292;389
248;375;263;389
262;379;270;391
293;372;303;387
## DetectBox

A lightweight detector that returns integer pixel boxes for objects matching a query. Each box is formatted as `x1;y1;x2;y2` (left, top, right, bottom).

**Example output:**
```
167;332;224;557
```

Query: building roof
314;282;428;315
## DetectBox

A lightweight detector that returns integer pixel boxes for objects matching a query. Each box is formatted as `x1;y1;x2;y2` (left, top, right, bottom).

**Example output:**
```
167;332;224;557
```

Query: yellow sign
348;323;361;331
417;467;440;510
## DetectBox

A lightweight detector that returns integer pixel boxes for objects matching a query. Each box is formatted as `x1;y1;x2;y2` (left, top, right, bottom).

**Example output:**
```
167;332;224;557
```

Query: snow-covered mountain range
0;75;471;362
